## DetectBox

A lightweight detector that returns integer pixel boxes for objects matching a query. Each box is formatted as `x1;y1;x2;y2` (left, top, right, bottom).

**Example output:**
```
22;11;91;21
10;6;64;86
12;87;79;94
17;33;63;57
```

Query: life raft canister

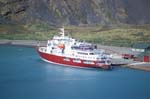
58;44;65;49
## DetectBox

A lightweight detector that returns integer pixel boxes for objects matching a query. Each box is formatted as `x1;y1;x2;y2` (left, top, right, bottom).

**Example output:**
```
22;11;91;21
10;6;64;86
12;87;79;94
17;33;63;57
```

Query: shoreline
0;39;150;71
0;39;47;47
123;64;150;72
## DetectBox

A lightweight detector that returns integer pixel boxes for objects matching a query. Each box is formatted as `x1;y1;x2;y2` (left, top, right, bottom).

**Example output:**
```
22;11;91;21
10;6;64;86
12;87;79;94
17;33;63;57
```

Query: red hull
38;49;110;69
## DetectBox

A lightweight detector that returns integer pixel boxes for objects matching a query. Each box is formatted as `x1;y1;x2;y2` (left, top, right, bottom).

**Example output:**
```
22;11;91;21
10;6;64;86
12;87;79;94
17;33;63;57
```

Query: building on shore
132;44;150;62
143;52;150;62
132;44;150;52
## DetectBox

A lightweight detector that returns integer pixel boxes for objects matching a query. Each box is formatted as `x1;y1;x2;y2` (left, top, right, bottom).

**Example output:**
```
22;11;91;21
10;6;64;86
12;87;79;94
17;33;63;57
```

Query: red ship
37;28;111;69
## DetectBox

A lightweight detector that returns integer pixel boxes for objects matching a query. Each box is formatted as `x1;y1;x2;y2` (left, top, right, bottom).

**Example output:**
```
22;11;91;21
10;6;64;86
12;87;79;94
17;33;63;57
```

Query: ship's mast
60;27;65;38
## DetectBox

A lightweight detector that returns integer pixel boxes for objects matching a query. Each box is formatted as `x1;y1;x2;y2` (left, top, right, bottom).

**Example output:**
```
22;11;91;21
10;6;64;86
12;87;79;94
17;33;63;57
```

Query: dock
111;58;150;71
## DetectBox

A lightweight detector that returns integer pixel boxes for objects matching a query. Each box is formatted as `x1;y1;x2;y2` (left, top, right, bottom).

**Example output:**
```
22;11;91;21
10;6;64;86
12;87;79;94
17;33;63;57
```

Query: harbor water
0;45;149;99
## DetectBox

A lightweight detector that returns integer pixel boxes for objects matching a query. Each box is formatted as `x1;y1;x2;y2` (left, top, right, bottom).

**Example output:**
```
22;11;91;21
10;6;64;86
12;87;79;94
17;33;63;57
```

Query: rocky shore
0;39;150;71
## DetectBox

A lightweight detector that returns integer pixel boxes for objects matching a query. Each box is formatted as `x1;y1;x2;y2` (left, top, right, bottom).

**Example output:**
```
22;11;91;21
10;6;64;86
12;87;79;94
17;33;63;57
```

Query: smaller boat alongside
37;27;111;70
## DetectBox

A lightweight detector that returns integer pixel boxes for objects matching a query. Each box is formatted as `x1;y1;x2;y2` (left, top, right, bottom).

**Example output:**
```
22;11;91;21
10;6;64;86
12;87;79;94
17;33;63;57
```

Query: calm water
0;45;149;99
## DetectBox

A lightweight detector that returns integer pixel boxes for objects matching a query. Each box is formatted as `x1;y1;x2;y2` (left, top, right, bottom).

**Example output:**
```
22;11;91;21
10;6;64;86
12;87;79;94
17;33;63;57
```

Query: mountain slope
0;0;150;25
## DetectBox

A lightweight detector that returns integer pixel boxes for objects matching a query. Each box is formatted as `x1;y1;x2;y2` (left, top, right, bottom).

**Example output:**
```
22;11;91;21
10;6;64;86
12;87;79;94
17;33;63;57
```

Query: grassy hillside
0;23;57;40
0;23;150;47
66;25;150;47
